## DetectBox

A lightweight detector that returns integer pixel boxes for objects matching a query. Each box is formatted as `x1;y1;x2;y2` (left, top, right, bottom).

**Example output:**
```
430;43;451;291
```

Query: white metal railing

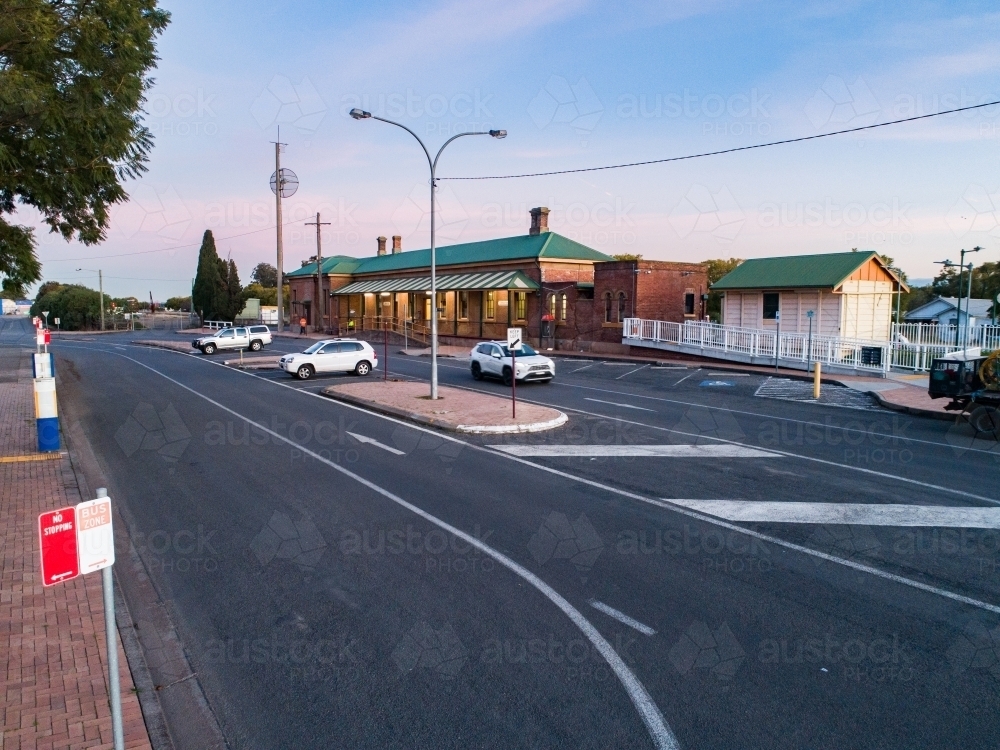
624;319;892;372
204;320;233;330
624;319;1000;373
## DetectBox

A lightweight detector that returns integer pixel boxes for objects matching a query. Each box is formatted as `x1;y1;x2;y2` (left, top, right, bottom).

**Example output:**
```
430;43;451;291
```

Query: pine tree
225;259;245;321
192;230;222;323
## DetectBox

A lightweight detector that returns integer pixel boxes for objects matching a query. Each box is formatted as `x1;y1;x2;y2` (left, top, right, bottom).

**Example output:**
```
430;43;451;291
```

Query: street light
76;268;105;331
938;247;981;349
350;108;506;399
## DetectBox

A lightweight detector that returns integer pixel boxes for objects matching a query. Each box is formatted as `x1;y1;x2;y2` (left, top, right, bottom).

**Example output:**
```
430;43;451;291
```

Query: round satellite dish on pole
270;168;299;198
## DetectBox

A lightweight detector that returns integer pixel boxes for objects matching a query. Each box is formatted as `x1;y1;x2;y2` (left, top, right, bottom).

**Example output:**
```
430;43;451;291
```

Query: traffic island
321;380;567;433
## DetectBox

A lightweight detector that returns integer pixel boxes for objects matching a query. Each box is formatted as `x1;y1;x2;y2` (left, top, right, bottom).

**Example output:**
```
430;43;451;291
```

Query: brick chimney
529;207;550;235
377;236;387;256
392;235;402;254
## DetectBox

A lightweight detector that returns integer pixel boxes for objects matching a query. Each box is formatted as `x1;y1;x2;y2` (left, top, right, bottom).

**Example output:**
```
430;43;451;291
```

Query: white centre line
616;364;650;380
584;397;655;412
346;431;406;455
490;444;779;458
589;600;657;636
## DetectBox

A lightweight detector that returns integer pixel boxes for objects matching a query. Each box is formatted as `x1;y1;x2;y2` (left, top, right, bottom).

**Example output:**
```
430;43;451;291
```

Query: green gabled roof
286;255;363;278
711;251;885;291
285;232;612;278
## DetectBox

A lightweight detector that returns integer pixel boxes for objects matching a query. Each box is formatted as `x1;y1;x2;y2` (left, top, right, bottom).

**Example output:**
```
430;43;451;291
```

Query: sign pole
384;319;388;381
95;488;124;750
511;346;516;419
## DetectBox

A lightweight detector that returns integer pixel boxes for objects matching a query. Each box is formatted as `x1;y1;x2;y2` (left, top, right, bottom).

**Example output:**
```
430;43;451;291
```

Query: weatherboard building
286;207;708;350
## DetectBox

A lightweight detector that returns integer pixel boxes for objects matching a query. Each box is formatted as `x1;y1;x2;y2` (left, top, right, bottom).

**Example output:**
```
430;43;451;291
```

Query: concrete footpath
1;350;151;749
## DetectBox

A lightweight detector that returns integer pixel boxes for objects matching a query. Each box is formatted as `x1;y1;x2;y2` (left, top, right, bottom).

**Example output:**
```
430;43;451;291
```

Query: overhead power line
439;99;1000;181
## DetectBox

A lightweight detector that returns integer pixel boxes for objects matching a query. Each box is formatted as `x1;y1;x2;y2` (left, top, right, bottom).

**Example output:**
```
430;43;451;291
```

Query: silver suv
470;341;554;385
194;325;272;355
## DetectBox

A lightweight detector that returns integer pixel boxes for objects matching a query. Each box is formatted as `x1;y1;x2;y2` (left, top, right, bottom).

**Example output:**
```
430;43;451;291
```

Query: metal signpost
806;310;814;372
507;328;522;418
774;310;781;372
38;488;122;750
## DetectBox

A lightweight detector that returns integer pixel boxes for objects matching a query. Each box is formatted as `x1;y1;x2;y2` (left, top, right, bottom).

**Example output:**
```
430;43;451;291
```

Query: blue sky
25;0;1000;299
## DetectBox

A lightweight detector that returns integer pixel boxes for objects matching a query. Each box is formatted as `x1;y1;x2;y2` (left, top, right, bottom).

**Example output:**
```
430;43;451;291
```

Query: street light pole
350;108;505;400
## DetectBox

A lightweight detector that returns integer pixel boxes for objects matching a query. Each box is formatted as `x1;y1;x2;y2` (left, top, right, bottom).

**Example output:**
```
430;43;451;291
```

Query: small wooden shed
712;251;907;340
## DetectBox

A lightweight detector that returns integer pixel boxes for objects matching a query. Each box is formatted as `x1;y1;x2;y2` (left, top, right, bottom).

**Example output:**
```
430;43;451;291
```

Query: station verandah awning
332;270;539;295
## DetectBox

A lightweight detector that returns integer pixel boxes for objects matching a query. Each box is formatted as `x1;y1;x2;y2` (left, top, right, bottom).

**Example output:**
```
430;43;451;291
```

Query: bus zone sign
39;496;115;586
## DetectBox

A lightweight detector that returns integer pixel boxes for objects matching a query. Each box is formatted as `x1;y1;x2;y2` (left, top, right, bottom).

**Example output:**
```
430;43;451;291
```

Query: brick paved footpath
1;349;152;749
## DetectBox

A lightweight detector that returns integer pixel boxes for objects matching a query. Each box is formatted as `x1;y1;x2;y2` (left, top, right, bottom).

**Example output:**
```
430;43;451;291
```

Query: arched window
548;293;556;317
559;293;567;322
618;292;627;321
604;292;613;323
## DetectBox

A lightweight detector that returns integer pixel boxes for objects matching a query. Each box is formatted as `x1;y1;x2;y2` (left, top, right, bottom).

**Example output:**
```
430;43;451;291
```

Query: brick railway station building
286;207;708;351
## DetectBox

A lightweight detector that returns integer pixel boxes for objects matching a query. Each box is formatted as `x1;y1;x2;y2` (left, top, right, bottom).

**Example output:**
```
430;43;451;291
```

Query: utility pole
98;270;104;331
273;137;286;332
305;213;331;332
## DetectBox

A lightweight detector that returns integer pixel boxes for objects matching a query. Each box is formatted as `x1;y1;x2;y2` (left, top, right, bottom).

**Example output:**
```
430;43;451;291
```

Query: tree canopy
0;0;170;292
250;262;278;288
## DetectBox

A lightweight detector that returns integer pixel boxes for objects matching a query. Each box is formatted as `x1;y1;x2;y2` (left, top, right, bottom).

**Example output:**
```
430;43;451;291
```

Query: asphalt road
10;319;1000;749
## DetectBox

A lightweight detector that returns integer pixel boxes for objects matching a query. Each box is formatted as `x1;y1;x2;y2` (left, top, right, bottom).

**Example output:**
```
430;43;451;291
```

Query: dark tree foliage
0;0;170;290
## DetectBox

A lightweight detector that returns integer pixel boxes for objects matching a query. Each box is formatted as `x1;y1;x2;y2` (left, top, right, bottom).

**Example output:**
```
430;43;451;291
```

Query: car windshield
501;344;537;357
303;342;326;354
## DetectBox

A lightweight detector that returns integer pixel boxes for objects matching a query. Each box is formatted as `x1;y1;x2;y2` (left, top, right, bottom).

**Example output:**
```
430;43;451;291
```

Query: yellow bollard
813;361;822;399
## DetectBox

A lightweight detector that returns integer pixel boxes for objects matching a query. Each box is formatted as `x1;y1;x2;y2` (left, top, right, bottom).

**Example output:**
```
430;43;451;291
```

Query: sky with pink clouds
22;0;1000;299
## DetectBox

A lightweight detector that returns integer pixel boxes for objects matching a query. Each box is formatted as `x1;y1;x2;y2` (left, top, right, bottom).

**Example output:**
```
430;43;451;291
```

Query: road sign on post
507;327;522;350
39;507;80;586
507;328;521;419
76;497;115;574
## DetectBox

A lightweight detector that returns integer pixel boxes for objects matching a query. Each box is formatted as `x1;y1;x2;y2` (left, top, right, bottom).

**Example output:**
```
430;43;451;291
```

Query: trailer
928;348;1000;438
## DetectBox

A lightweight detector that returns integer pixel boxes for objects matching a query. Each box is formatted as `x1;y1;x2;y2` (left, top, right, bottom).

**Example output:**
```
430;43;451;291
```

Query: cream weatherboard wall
839;279;894;340
723;291;842;335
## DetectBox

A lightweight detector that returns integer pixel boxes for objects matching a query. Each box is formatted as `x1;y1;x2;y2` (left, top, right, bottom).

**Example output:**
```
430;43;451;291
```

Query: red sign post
38;507;80;586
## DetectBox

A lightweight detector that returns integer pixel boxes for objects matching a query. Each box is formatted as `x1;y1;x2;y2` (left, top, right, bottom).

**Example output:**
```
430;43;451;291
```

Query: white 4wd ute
194;325;272;355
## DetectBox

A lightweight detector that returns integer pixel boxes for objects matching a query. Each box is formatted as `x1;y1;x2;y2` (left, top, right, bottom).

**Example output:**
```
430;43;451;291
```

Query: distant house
1;299;14;315
711;251;908;341
904;297;994;327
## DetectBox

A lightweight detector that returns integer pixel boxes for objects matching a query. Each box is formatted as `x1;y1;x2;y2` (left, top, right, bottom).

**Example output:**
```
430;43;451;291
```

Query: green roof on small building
710;251;902;291
285;232;613;278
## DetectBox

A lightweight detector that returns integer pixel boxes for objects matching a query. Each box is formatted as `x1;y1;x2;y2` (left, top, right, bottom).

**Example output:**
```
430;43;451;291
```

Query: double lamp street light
349;107;506;400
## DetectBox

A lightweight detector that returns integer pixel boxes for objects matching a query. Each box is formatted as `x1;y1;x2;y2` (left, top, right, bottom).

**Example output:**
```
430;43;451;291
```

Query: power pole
273;137;286;332
98;270;105;331
305;213;331;332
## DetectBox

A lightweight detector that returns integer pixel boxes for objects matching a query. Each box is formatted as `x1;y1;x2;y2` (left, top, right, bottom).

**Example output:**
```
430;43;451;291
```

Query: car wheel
502;367;513;386
296;364;314;380
471;361;483;380
249;340;262;352
355;361;371;376
202;343;216;355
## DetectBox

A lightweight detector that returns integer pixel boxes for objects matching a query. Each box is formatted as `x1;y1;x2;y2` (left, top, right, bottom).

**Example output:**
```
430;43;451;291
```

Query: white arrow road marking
667;500;1000;528
589;600;657;636
346;431;406;455
490;444;779;458
584;397;655;411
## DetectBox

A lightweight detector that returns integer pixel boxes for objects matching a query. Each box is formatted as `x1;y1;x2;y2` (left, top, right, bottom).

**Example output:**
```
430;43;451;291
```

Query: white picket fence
623;319;1000;373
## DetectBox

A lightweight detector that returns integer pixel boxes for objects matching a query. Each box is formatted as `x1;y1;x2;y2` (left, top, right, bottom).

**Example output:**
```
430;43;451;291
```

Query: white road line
708;372;749;376
95;351;679;750
570;363;598;373
346;431;406;455
672;369;699;386
490;444;779;458
584;397;655;412
666;500;1000;528
589;600;657;636
616;364;650;380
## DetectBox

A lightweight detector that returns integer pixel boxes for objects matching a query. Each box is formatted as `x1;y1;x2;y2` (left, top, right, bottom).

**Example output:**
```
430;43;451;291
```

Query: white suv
194;325;271;355
279;339;378;379
470;341;554;385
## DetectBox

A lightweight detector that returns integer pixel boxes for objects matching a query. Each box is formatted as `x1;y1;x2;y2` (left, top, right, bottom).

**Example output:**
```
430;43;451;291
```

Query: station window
618;292;627;321
459;291;469;320
559;293;567;322
684;293;695;315
485;291;495;320
437;292;447;320
513;292;527;321
548;293;556;318
604;292;613;323
763;292;780;320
